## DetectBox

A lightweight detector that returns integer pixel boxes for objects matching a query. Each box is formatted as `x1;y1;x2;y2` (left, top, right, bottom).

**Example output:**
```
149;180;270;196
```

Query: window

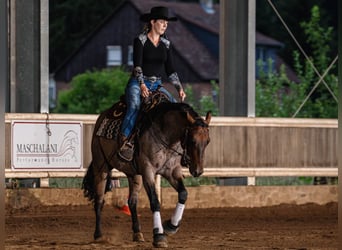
256;47;266;62
127;45;133;66
107;45;122;66
49;75;56;109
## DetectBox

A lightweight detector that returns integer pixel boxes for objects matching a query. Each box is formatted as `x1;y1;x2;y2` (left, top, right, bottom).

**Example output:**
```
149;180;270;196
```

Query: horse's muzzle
190;169;203;178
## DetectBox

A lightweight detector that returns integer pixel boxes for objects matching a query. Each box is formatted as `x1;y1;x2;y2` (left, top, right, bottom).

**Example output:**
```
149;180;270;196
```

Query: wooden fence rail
5;113;338;186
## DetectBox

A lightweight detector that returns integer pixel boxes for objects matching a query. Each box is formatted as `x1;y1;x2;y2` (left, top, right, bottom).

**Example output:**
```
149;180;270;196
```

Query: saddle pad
96;101;126;140
95;91;170;140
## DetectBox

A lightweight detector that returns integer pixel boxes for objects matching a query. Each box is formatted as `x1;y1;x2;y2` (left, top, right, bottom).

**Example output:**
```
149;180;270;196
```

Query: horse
82;96;211;248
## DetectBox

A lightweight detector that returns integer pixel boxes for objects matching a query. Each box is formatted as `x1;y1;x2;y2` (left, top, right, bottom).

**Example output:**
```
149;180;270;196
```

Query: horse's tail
82;161;96;202
82;161;113;202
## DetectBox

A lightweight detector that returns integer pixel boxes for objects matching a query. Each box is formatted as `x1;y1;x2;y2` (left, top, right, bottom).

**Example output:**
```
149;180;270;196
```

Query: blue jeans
120;78;176;138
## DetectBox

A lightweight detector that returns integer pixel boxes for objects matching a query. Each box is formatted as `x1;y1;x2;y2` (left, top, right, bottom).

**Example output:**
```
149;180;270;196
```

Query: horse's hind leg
93;171;108;240
127;175;145;242
83;162;107;240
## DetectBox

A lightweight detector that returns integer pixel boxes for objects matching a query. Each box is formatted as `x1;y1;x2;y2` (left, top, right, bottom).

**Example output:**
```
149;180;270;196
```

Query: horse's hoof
153;233;168;248
162;219;179;236
133;232;145;242
94;236;110;244
94;231;102;240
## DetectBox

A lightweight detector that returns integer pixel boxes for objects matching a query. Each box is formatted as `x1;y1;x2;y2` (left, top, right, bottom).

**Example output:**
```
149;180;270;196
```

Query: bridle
144;103;209;168
180;118;209;167
148;124;191;167
150;118;208;168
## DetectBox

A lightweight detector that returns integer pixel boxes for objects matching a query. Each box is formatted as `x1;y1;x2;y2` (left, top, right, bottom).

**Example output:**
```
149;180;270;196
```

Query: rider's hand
140;83;149;98
179;89;186;102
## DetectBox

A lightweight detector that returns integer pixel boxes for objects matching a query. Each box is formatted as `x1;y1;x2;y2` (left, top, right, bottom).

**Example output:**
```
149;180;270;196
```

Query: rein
147;116;191;168
180;128;191;167
140;98;206;168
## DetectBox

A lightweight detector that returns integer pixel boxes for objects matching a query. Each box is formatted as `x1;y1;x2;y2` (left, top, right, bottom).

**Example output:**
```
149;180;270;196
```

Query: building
52;0;295;105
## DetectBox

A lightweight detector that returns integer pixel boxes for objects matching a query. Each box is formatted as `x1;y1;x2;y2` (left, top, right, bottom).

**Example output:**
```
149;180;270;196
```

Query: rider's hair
143;22;151;33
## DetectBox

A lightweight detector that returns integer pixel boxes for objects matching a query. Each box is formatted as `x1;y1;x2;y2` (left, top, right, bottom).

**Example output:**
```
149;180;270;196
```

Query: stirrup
118;142;134;161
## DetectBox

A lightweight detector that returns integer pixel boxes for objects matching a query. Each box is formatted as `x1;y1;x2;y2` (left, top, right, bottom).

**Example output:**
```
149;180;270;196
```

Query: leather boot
118;134;134;161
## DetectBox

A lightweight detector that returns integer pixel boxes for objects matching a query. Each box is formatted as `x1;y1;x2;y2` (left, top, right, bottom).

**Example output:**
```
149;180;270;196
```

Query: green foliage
291;5;338;118
199;80;219;116
256;5;338;118
255;0;337;69
184;85;198;110
53;68;128;114
256;59;305;117
184;80;219;116
300;6;333;71
256;177;313;186
161;177;217;187
49;178;83;188
256;176;337;186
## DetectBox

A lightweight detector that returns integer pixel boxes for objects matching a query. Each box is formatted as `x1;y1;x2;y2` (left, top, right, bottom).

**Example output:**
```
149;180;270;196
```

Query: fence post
247;176;256;186
40;178;49;187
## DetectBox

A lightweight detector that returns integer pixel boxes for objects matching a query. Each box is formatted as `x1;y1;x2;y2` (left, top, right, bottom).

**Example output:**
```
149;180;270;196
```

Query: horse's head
182;111;211;177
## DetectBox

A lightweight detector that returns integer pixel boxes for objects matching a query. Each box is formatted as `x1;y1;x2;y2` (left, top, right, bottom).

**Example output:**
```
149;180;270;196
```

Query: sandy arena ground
5;202;337;249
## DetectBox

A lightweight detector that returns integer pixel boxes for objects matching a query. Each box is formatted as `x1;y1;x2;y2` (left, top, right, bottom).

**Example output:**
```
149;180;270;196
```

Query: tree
53;67;128;114
256;5;338;118
256;0;338;70
256;60;305;117
291;5;338;118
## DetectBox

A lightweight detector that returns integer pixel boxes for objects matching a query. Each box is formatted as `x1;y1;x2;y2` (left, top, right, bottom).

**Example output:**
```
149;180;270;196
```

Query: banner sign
11;120;83;170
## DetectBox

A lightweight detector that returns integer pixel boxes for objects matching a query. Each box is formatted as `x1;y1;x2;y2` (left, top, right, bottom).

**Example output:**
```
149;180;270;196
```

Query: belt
144;76;161;82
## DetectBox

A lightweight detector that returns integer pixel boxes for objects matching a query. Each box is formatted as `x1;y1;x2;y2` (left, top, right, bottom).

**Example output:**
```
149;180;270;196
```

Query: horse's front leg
143;173;168;248
127;175;145;242
163;167;187;236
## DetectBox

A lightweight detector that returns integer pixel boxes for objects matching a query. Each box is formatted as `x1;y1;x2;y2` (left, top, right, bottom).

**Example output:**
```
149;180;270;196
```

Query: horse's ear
187;112;196;124
205;111;212;124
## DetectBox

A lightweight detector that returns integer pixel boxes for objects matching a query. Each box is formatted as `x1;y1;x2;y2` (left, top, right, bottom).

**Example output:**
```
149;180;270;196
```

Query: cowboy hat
140;6;177;22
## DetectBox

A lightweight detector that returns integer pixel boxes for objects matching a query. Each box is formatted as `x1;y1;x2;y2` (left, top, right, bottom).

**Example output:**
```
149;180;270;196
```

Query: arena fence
5;113;338;187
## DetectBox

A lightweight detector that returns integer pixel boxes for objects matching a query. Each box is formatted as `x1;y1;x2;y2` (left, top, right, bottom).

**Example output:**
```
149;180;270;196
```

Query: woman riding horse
83;6;211;248
119;6;186;161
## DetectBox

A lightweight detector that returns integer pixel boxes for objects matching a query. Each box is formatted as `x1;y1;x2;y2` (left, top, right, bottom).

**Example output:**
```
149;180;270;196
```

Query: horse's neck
154;111;188;145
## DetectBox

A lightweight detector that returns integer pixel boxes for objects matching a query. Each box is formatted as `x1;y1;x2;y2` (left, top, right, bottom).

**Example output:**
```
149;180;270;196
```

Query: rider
119;6;186;161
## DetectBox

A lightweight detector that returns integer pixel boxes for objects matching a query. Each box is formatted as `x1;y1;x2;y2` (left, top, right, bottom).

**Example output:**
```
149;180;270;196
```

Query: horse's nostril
191;170;203;177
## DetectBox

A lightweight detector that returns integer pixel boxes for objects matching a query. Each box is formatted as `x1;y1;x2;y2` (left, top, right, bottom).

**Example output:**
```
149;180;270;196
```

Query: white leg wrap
171;203;185;226
153;211;163;234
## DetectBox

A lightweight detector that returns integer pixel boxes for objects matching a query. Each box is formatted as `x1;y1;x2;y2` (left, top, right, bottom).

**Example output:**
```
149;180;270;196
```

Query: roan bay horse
82;97;211;248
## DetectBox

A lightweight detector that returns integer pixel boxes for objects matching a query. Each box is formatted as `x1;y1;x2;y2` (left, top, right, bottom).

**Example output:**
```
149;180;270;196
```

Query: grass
44;176;338;188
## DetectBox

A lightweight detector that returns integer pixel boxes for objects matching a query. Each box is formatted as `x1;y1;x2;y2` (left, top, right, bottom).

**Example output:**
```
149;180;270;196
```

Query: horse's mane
139;102;205;135
148;102;200;121
163;102;194;114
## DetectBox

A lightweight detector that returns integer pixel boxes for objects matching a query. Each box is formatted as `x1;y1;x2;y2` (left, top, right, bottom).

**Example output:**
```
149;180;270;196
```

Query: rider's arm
164;44;185;101
133;36;149;98
133;37;144;85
